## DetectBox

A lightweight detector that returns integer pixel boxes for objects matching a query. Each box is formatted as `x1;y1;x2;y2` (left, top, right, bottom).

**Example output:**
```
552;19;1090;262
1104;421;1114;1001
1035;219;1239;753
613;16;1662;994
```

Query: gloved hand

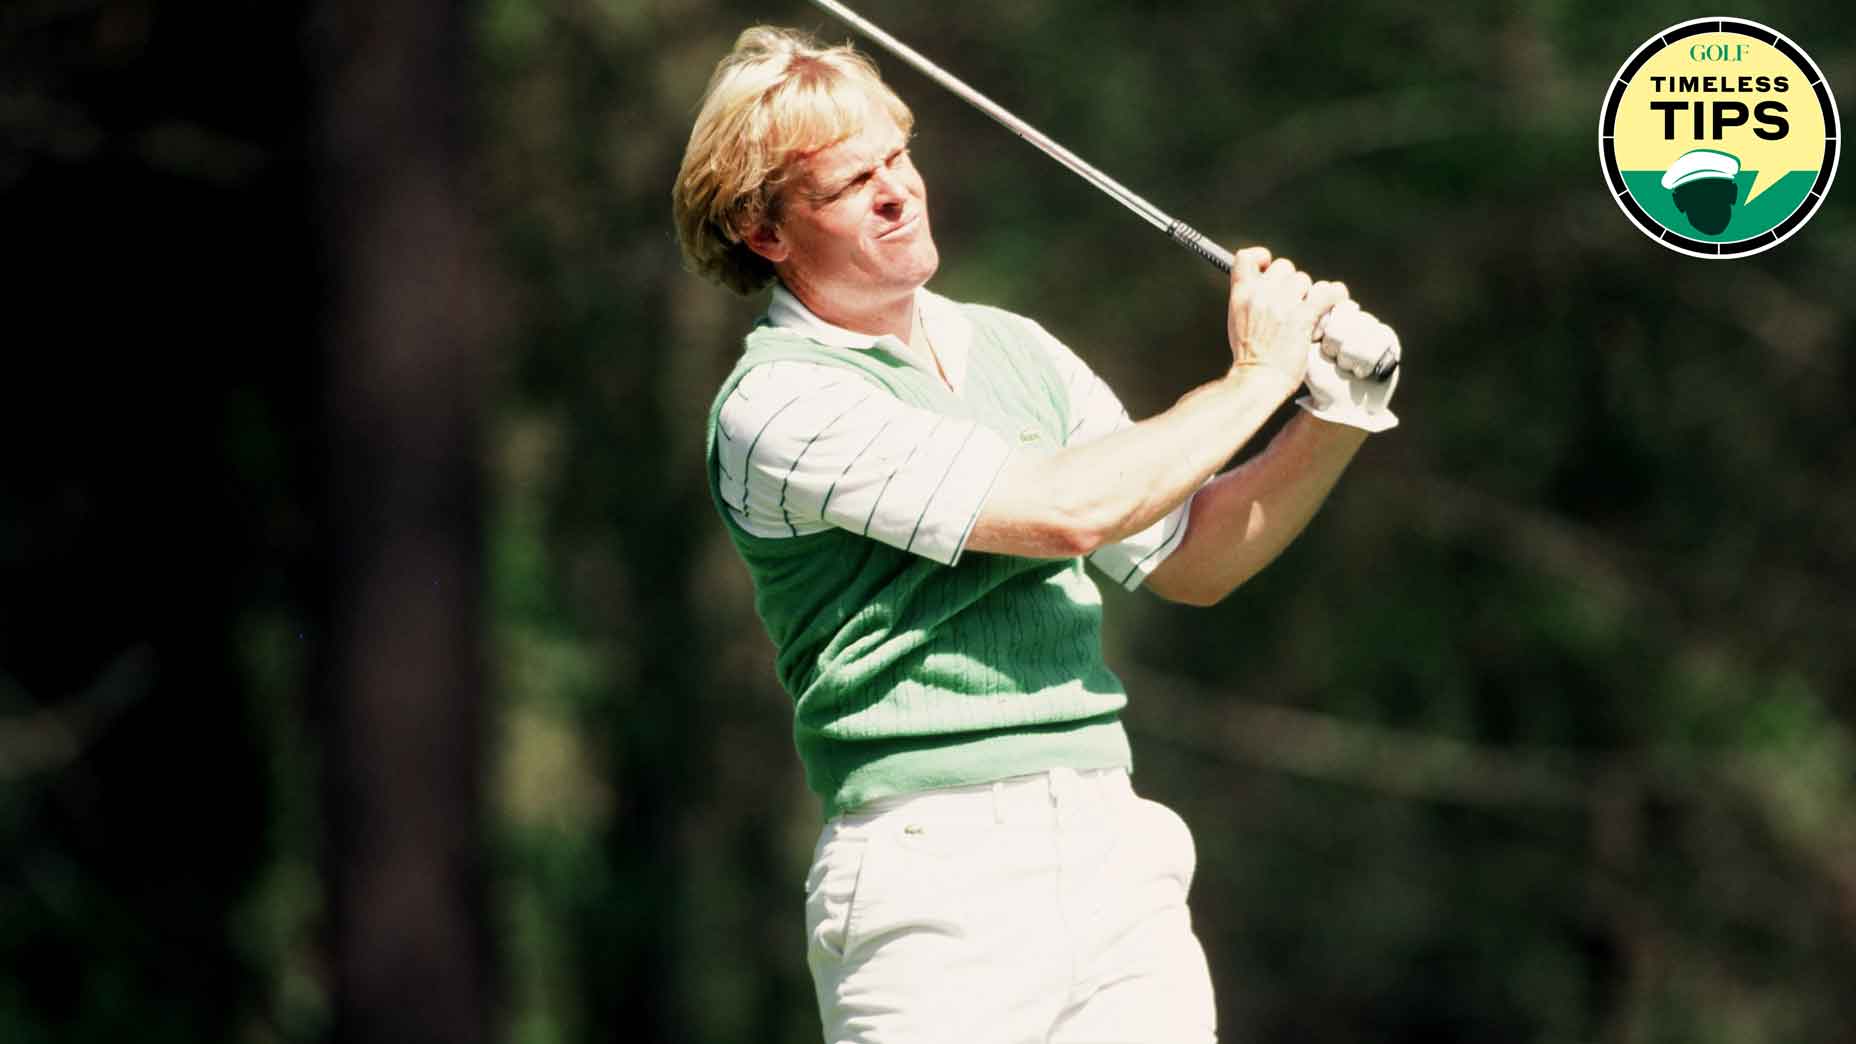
1316;299;1400;379
1296;305;1401;432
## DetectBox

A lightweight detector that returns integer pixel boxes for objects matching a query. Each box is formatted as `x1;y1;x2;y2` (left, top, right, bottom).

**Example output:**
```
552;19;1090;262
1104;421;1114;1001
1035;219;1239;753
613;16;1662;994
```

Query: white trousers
805;767;1217;1043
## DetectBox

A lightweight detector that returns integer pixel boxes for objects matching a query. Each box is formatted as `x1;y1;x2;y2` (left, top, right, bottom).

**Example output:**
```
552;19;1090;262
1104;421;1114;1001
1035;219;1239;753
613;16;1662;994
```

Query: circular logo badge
1600;18;1839;258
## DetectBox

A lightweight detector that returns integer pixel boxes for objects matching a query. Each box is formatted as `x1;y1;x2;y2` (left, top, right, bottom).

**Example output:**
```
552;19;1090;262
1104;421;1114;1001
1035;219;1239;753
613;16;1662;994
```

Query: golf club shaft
806;0;1398;383
806;0;1232;272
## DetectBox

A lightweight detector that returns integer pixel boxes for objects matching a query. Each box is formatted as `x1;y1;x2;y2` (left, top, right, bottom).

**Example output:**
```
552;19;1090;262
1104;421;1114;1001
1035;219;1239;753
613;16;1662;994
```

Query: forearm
1144;410;1367;605
966;365;1298;558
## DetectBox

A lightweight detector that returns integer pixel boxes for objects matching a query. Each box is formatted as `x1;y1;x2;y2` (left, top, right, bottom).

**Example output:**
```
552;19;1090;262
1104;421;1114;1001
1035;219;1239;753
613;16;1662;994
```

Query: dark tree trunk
311;1;495;1041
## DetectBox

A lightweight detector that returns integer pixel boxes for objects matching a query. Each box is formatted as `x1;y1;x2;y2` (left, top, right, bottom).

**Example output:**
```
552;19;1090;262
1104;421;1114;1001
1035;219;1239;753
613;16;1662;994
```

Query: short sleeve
1018;316;1133;448
713;360;1014;566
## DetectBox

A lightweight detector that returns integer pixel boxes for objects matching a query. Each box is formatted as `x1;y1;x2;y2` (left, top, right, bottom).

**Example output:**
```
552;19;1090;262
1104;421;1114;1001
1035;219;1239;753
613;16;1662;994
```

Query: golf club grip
1167;222;1398;383
1167;220;1233;272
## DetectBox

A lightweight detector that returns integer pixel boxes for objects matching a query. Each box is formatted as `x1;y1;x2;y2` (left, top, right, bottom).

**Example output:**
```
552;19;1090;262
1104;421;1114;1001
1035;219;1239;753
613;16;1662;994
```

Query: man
1662;147;1741;235
673;25;1402;1044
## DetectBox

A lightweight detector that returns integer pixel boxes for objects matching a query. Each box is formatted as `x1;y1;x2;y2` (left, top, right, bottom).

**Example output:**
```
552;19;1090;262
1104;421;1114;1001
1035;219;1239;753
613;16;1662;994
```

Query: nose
870;164;911;214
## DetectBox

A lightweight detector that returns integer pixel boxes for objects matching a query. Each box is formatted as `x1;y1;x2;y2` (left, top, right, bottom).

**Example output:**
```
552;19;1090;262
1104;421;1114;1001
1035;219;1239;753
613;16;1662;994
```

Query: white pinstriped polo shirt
712;282;1194;590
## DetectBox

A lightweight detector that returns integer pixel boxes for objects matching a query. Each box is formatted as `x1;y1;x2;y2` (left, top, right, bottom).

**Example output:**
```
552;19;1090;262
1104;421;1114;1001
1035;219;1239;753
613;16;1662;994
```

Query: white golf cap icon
1661;148;1741;190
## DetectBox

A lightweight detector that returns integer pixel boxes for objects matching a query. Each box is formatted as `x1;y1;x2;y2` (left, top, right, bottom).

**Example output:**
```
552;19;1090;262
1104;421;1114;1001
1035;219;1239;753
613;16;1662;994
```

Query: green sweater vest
705;301;1132;817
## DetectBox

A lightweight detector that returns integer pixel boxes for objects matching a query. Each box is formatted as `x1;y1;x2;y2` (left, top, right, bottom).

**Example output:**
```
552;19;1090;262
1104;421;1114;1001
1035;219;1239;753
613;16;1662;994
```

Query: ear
742;220;789;264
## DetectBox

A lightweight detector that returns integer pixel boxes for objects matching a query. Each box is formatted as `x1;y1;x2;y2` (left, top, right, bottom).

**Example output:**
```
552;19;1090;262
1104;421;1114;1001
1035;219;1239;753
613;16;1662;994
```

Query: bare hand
1226;246;1349;385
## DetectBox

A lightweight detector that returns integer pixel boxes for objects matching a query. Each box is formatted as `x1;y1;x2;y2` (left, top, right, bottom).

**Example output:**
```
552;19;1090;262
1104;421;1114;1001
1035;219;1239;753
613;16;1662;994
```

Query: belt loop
1049;766;1078;813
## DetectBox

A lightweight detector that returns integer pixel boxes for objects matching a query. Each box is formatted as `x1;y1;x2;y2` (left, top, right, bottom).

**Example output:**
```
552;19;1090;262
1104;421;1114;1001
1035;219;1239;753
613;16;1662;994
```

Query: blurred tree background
3;1;1853;1042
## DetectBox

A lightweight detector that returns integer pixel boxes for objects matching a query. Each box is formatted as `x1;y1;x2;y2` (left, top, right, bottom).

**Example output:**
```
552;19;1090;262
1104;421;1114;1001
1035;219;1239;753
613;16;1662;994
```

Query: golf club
806;0;1398;382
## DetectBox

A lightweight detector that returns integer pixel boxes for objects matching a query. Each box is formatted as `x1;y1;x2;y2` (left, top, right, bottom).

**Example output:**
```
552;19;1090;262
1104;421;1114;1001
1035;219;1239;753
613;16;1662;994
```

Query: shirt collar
767;281;971;391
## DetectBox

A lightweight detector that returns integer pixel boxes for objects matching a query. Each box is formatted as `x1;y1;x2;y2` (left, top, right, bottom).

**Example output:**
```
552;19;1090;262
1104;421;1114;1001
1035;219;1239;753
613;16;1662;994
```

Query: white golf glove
1296;303;1401;433
1317;300;1399;379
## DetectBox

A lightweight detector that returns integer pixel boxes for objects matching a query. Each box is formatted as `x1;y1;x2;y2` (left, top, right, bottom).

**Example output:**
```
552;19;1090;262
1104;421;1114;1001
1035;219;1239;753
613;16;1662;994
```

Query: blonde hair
673;26;913;295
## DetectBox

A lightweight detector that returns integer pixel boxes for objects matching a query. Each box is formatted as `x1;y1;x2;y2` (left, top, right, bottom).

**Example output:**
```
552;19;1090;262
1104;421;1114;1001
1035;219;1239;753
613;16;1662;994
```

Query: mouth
876;214;919;240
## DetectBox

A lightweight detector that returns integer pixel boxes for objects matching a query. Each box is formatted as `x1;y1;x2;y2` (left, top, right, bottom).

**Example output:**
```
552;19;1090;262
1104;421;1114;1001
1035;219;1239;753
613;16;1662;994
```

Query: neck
782;274;916;342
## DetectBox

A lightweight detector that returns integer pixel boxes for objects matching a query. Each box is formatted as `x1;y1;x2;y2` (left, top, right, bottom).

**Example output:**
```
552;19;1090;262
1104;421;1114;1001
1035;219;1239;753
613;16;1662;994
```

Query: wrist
1224;361;1299;400
1294;393;1399;434
1296;406;1376;440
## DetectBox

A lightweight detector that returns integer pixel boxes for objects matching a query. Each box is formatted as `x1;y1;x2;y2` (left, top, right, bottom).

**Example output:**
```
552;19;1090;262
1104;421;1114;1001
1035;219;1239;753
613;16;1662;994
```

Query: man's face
1672;177;1738;235
754;109;938;319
